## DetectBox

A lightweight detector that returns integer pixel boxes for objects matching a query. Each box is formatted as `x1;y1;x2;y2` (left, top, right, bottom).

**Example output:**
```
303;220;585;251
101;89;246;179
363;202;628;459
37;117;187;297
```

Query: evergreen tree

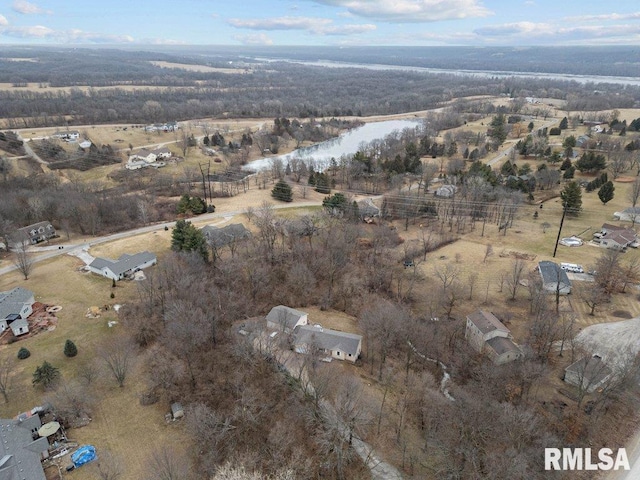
322;193;348;214
171;220;208;260
314;173;331;194
271;179;293;202
64;339;78;358
559;117;568;130
488;113;507;149
32;361;60;389
17;347;30;360
561;181;582;215
598;181;615;204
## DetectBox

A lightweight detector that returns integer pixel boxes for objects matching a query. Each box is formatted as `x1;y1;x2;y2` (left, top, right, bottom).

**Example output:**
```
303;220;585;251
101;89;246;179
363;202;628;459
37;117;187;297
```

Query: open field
149;61;250;74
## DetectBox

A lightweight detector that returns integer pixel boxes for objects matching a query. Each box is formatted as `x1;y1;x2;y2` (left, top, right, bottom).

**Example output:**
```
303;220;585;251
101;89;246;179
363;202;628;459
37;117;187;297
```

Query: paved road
0;202;322;277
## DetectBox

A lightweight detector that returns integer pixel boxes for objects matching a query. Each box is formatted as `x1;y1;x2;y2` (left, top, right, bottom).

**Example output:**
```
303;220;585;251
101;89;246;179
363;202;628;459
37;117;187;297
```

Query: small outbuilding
171;402;184;420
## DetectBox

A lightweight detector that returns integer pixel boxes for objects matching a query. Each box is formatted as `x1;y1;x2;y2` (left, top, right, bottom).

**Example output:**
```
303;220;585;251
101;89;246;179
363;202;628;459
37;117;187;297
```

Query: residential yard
0;255;191;480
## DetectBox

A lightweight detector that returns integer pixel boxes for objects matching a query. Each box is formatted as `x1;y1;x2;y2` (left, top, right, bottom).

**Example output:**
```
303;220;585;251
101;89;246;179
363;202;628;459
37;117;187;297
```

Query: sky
0;0;639;47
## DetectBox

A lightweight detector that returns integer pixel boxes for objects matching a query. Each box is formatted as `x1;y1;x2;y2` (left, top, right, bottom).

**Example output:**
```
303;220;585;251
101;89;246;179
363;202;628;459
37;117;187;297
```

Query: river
256;57;640;87
244;119;422;171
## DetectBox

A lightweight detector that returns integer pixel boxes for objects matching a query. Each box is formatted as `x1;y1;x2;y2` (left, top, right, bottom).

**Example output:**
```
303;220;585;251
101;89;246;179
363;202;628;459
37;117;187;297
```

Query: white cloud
228;16;333;31
228;15;375;36
565;12;640;22
12;0;49;15
233;33;274;45
474;21;553;37
0;25;55;38
322;23;376;35
0;24;134;43
312;0;492;22
0;15;8;26
472;20;640;45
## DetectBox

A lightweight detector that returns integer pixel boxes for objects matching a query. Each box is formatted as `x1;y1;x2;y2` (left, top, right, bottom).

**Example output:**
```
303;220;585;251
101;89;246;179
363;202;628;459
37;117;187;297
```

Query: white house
293;325;362;363
88;251;157;281
0;287;35;335
128;149;157;164
266;305;308;333
465;310;522;365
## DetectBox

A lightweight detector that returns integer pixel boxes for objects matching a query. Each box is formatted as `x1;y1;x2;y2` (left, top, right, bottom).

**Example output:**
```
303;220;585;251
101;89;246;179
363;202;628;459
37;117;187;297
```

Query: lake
244;119;422;171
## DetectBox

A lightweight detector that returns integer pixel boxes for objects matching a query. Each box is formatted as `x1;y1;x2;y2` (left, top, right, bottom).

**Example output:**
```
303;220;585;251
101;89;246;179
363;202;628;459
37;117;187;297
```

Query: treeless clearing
150;61;250;74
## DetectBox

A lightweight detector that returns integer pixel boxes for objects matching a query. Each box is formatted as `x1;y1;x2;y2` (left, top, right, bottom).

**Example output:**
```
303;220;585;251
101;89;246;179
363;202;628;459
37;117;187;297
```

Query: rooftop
0;288;34;321
294;325;362;356
466;310;510;336
89;251;156;276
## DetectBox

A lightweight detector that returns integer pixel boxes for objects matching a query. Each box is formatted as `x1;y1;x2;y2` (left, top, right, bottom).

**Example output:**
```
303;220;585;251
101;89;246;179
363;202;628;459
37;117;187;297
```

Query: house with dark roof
9;221;56;248
266;305;308;333
596;223;638;250
465;310;522;365
538;261;572;295
0;414;49;480
293;325;362;363
201;223;251;249
0;287;34;336
87;251;157;281
564;354;612;393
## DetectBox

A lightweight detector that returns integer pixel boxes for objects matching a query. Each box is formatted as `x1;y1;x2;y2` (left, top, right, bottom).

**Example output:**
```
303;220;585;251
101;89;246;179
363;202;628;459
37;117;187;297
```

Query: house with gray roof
88;251;157;281
201;223;251;249
564;354;612;394
293;325;362;363
0;415;49;480
538;261;572;295
9;221;56;248
613;207;640;223
465;310;522;365
0;287;34;336
266;305;308;333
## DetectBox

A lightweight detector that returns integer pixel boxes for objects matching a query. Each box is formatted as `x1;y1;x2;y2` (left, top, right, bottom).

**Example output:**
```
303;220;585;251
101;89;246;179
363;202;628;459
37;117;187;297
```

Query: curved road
0;202;322;277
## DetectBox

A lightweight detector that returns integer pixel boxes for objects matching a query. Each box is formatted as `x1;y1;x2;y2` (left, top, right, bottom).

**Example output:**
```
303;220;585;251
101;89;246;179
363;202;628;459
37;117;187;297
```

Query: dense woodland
113;203;640;479
0;47;638;127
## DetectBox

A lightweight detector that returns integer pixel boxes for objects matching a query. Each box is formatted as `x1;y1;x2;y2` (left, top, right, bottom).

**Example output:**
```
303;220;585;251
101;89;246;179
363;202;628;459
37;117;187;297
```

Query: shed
171;402;184;420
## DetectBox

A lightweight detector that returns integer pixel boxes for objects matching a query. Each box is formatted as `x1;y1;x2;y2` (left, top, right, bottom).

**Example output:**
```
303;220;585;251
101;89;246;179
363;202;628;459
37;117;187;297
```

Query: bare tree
100;336;136;387
434;263;460;293
467;272;479;300
505;258;526;300
483;243;493;263
581;284;609;316
91;449;122;480
0;358;14;403
13;241;34;280
146;446;193;480
628;177;640;226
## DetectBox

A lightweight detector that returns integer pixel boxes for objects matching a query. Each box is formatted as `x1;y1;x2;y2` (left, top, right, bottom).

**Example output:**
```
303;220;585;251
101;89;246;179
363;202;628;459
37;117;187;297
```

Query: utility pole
553;202;568;258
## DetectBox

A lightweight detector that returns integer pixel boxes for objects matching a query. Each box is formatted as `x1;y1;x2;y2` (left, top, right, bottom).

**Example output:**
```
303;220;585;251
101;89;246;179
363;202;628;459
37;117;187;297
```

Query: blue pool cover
71;445;96;467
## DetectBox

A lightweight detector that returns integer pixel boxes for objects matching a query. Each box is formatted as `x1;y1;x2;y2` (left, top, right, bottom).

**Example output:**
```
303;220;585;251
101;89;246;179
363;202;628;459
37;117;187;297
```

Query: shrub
17;347;30;360
64;339;78;358
32;361;60;389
